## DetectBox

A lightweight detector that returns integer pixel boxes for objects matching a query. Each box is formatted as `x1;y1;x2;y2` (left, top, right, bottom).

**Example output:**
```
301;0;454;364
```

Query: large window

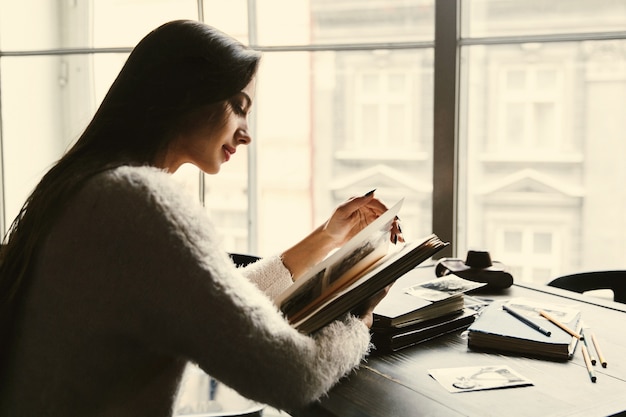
459;0;626;282
1;0;625;290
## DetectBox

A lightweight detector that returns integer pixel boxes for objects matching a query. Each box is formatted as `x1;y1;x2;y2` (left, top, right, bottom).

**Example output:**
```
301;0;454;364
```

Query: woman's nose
236;128;252;145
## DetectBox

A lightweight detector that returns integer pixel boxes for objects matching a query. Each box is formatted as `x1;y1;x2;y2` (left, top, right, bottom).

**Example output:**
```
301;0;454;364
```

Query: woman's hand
322;190;404;247
351;285;392;328
281;190;404;280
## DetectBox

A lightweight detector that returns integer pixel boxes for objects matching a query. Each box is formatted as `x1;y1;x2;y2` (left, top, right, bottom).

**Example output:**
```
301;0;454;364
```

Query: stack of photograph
371;273;486;353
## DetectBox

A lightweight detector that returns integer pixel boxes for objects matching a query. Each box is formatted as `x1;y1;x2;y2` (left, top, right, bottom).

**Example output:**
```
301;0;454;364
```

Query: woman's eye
232;102;246;116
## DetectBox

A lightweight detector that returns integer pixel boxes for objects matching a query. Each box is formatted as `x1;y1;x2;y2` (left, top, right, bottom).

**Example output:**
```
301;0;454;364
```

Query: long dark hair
0;20;261;352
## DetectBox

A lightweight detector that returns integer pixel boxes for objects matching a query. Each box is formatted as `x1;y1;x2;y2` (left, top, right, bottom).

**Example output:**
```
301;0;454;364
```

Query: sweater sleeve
239;255;294;300
71;167;371;412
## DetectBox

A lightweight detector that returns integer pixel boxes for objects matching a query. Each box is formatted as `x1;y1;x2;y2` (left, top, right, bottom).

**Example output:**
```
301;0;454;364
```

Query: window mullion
246;0;259;254
433;0;460;258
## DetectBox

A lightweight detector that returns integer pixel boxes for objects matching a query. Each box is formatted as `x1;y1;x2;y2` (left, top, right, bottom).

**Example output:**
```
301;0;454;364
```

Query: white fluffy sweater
1;166;371;416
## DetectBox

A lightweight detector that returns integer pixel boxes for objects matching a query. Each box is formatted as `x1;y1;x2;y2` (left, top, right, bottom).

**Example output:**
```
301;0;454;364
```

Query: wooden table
293;265;626;417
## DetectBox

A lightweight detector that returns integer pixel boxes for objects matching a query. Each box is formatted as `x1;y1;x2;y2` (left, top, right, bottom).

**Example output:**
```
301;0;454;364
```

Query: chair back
228;253;261;267
548;270;626;304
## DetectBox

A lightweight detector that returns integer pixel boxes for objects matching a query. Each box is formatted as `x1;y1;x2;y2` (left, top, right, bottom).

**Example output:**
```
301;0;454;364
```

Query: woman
0;20;399;416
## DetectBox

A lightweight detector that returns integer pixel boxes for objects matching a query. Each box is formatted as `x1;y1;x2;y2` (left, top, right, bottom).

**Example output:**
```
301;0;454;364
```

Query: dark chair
229;253;261;267
547;270;626;304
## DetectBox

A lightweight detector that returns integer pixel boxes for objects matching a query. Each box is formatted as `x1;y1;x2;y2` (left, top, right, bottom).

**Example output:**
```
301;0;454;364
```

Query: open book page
274;199;404;321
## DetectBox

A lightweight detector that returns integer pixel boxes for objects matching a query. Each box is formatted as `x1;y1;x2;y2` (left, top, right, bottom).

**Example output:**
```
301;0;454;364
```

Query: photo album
274;199;449;334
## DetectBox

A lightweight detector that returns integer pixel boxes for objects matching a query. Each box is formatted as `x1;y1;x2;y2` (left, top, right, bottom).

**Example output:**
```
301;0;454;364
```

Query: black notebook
372;308;477;353
467;298;582;361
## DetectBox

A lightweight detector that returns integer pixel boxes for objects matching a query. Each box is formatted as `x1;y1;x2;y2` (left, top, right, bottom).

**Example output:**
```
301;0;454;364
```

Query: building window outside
498;65;563;154
353;70;415;152
496;227;561;283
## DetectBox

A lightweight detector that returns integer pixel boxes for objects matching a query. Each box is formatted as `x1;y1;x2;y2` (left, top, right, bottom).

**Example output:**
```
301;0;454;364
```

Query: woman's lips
223;145;236;162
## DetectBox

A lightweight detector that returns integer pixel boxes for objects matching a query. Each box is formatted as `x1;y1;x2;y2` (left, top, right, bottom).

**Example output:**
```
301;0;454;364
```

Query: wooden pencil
591;333;607;368
539;310;583;340
581;345;597;383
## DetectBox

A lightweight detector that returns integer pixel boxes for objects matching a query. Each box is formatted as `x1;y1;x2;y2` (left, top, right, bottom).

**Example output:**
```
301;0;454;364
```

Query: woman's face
160;78;256;174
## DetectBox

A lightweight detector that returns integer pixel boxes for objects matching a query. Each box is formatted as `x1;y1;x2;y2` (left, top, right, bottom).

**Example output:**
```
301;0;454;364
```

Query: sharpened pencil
581;345;597;383
539;310;583;340
503;304;551;336
591;333;607;368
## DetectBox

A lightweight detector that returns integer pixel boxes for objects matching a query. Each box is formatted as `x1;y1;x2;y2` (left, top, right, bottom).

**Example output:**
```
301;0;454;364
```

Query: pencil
591;333;607;368
503;304;551;336
539;310;583;340
581;345;597;383
581;330;597;365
